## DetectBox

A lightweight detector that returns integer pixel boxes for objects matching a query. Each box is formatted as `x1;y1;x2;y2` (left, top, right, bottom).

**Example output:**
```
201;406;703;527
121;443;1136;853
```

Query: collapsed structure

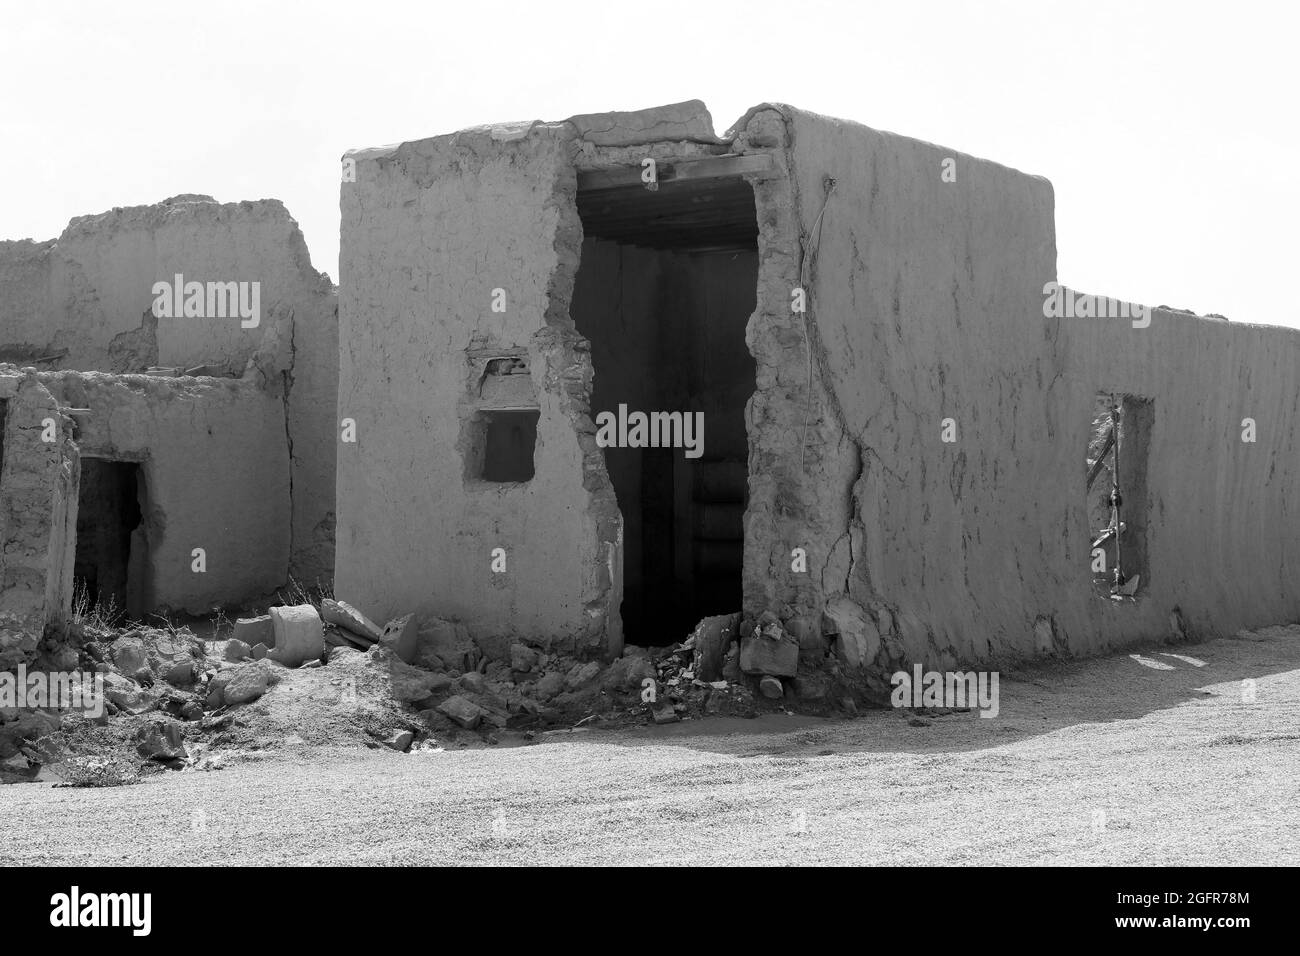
0;196;336;668
3;100;1298;697
337;100;1300;684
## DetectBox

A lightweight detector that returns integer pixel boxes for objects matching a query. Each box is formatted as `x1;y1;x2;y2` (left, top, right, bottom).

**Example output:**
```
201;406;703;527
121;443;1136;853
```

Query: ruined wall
0;371;78;669
1054;308;1300;649
771;105;1300;673
756;106;1063;670
0;196;337;585
39;371;291;616
338;123;621;655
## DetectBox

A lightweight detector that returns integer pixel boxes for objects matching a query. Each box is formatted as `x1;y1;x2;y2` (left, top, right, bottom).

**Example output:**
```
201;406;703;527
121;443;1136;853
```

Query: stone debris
136;722;186;762
740;612;799;677
321;599;383;643
823;598;881;670
689;613;741;681
251;642;269;660
652;706;680;724
109;637;151;681
758;675;785;699
383;730;414;752
269;604;324;667
233;615;275;648
103;672;157;716
164;661;194;687
224;639;251;662
437;695;485;729
222;662;270;706
379;613;418;664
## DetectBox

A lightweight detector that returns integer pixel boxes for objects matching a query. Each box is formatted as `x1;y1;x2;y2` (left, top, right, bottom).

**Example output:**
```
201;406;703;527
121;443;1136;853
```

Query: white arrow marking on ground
1159;653;1207;667
1129;654;1176;670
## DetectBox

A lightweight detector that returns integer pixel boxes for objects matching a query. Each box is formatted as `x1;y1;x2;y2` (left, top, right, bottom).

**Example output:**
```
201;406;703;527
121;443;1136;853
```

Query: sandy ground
2;627;1298;866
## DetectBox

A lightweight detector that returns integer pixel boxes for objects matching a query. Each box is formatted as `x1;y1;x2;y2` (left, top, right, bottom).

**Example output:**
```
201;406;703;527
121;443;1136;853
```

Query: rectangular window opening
1086;392;1152;598
469;410;539;483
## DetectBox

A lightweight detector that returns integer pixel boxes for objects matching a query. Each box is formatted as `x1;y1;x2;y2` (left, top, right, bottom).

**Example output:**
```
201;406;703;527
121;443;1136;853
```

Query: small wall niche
465;409;539;483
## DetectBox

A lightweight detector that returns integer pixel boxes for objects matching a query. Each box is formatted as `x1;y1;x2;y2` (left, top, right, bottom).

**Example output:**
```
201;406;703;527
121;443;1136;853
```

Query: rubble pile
2;596;869;784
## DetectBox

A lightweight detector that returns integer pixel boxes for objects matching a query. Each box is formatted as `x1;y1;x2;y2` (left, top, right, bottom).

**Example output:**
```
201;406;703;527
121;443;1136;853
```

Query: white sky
3;0;1296;327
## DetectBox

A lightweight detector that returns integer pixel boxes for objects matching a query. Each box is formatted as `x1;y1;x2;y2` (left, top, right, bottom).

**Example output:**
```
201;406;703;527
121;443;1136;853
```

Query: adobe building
0;196;336;667
338;100;1300;679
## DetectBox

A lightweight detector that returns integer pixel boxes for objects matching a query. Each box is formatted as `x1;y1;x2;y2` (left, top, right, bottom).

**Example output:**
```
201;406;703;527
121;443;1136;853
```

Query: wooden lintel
577;153;776;191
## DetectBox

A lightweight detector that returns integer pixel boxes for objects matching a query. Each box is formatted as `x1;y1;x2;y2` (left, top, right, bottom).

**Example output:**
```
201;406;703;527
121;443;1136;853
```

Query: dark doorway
573;171;758;644
74;459;144;616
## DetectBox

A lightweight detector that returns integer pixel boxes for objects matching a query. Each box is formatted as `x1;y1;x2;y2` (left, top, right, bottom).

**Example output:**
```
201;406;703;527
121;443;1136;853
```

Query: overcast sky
3;0;1295;327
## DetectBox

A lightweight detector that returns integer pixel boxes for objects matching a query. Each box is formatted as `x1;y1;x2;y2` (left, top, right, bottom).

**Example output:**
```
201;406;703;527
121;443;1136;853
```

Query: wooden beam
1086;425;1115;492
577;153;775;191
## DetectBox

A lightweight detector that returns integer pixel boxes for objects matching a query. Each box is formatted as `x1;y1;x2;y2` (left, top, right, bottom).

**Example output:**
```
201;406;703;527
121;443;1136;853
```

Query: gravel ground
2;627;1298;866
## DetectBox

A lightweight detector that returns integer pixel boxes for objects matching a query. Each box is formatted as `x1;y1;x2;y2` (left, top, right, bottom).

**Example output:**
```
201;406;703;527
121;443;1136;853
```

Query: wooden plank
1086;425;1115;492
577;153;775;191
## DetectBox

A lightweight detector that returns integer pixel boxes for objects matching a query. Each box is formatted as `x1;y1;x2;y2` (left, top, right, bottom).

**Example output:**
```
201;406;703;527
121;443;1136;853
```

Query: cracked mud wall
339;122;621;655
38;371;291;615
770;106;1062;673
0;372;78;669
0;196;337;586
1057;307;1300;649
771;107;1300;675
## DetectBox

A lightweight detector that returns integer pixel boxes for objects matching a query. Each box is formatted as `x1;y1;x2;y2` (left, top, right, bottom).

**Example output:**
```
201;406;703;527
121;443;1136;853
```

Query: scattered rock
251;642;269;661
691;613;740;681
794;674;828;701
458;671;486;694
321;599;383;643
565;660;602;690
388;656;453;703
224;639;251;662
137;722;186;761
652;706;680;725
110;636;151;678
179;700;204;721
534;672;565;700
233;615;275;648
511;642;540;674
383;730;414;752
740;622;799;677
103;672;157;715
437;695;484;729
223;662;270;705
721;646;743;683
269;604;324;667
164;661;195;687
379;613;418;664
824;598;881;669
758;675;785;699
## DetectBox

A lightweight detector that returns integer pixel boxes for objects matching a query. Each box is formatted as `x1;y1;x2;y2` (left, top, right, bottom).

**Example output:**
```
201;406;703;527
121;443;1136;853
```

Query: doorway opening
74;458;145;619
573;169;758;644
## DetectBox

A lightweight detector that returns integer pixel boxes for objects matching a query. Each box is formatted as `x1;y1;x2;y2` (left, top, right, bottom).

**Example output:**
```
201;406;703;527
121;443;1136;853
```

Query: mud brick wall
0;195;337;585
0;371;78;669
338;122;622;656
39;371;291;616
